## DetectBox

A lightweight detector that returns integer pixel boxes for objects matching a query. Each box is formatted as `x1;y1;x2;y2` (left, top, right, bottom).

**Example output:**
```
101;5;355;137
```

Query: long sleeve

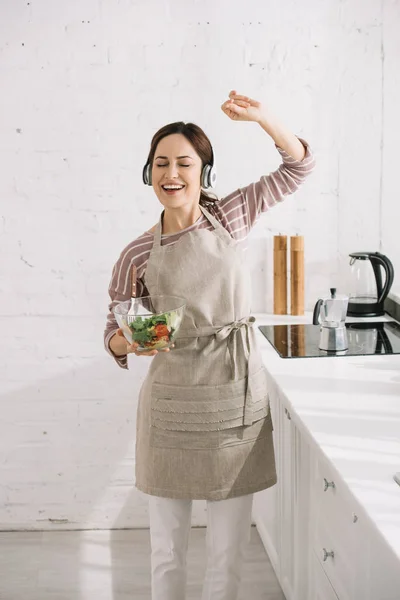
104;261;132;370
104;284;130;370
104;231;154;369
215;137;316;235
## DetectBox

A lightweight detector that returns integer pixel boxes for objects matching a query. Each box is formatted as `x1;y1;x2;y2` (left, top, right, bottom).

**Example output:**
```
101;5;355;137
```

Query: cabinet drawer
312;456;366;600
314;456;357;523
313;507;356;600
310;550;339;600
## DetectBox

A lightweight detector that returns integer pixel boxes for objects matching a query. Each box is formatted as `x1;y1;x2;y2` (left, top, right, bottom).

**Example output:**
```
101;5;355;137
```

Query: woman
104;90;315;600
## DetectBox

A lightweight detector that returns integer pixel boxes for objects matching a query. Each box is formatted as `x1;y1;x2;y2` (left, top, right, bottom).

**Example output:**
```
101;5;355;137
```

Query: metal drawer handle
322;548;335;562
323;477;336;492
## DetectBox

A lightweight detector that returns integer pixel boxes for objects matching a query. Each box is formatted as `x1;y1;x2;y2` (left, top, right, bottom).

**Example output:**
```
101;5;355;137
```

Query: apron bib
135;203;277;500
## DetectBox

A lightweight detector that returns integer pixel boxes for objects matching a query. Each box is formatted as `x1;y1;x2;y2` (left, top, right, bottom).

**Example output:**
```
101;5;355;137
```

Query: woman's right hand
116;329;174;357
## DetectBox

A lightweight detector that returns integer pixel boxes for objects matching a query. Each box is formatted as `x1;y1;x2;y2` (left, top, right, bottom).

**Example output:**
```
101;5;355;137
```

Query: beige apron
135;203;277;500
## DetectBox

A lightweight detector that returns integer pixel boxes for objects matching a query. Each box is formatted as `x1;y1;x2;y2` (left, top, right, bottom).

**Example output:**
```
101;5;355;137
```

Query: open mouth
161;185;185;194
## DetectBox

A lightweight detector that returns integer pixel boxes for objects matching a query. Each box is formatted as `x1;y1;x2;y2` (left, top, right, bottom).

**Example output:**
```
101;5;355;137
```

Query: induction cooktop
258;321;400;358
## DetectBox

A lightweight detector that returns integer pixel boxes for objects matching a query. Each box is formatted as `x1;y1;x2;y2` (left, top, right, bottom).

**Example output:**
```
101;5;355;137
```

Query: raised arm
221;89;306;160
218;91;316;232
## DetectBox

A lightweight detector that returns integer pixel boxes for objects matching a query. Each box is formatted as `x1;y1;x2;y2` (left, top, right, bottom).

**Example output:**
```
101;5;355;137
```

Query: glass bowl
113;295;186;352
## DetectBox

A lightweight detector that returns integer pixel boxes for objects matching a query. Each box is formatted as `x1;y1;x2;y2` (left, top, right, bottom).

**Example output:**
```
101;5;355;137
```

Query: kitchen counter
254;311;400;564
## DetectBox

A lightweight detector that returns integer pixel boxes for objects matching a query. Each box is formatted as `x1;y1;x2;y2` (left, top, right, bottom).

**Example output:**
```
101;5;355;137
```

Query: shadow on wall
0;357;151;532
0;355;159;597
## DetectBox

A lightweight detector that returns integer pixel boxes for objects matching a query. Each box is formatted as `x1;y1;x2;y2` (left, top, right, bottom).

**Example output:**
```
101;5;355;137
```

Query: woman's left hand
221;90;265;123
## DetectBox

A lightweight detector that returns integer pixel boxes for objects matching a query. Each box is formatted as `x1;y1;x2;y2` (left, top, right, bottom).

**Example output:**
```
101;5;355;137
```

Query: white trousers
148;493;253;600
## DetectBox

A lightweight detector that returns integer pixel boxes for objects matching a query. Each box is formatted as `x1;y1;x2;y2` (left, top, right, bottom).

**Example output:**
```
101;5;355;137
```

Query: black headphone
142;148;217;189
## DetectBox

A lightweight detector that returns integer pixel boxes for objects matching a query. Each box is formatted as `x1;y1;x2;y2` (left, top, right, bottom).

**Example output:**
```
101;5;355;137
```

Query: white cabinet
254;379;311;600
310;454;370;600
279;400;296;599
279;399;311;600
253;378;281;578
253;378;400;600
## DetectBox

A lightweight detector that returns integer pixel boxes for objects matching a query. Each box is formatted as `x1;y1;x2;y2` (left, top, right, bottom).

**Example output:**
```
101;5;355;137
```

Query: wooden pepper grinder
273;235;288;314
290;235;304;315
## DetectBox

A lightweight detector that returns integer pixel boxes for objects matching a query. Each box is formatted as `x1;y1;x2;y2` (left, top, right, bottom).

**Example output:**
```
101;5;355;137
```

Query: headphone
142;147;217;189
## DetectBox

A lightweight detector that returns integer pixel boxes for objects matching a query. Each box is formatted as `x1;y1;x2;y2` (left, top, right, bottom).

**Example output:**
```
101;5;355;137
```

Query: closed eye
156;164;191;168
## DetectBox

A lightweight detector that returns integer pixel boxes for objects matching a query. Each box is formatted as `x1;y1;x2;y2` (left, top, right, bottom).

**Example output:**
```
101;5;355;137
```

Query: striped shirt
105;138;316;368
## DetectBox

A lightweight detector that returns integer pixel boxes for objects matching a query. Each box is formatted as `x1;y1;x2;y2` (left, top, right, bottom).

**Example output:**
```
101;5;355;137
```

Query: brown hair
144;121;218;204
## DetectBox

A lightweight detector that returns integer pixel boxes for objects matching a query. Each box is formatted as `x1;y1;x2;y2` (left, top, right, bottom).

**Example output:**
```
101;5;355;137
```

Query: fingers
231;99;250;108
221;103;246;120
221;108;240;121
221;99;249;113
129;343;175;357
221;91;251;119
229;91;250;101
132;343;157;356
126;342;138;353
227;91;259;107
223;97;250;108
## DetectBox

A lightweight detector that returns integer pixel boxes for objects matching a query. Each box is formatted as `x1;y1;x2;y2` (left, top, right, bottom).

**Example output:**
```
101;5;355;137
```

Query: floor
0;526;286;600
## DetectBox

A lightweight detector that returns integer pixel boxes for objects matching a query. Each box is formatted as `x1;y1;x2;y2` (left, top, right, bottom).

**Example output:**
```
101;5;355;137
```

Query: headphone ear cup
143;164;152;186
201;164;210;189
209;164;217;188
201;164;217;189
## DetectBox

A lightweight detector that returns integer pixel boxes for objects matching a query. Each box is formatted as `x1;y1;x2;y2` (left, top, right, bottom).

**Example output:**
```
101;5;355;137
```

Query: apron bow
215;315;257;426
215;316;255;381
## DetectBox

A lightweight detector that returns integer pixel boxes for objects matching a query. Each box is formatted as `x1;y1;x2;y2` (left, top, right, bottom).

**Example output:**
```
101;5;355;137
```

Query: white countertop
254;311;400;562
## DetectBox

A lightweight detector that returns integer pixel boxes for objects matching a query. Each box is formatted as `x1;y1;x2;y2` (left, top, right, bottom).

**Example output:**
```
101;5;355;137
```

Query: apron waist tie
178;316;257;426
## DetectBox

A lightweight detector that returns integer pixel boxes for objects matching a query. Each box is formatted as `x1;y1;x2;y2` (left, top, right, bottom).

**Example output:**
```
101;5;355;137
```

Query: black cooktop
258;321;400;358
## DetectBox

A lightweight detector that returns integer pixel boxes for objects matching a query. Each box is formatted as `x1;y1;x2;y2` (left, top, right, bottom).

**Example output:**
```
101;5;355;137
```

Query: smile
161;185;185;194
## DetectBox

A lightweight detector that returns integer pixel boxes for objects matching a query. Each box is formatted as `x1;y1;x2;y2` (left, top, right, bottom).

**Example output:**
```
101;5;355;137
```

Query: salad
128;310;181;350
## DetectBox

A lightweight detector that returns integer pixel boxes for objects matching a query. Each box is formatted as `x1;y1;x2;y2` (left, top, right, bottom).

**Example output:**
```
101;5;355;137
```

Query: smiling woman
103;90;316;600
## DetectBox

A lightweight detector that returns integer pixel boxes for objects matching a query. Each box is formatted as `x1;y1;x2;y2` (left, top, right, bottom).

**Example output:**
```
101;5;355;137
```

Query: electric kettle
313;288;349;352
347;252;394;317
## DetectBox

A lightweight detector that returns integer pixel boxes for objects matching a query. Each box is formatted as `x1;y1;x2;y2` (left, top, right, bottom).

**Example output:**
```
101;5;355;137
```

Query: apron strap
152;211;164;249
153;202;224;249
198;203;223;230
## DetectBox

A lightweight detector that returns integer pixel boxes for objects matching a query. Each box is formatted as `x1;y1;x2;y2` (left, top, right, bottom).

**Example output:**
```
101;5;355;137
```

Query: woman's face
151;134;203;209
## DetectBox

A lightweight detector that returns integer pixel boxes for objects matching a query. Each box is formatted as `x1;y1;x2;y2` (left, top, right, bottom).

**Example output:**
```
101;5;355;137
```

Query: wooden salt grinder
273;235;287;314
290;235;304;315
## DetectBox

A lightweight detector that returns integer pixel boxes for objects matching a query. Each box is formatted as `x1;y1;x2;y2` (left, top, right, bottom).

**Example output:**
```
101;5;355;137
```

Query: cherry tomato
154;324;169;338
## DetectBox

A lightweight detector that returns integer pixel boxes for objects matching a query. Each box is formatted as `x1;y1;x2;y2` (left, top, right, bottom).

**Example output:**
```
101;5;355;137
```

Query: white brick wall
0;0;398;530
